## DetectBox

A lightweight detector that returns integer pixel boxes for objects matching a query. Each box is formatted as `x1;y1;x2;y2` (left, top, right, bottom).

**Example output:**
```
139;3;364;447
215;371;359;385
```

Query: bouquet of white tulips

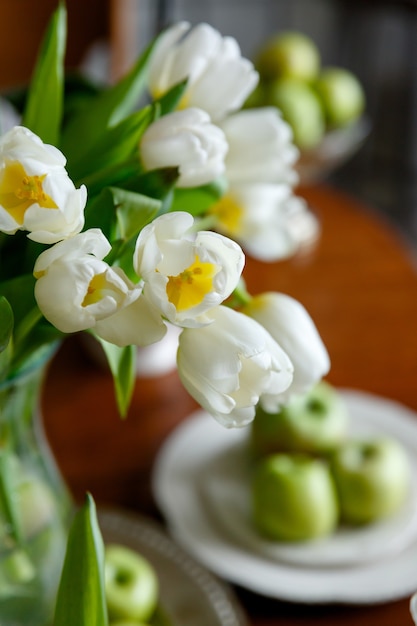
4;8;417;626
0;2;329;426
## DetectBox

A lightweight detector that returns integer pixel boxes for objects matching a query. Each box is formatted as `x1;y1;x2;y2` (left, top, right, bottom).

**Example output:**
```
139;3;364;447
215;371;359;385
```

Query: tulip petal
243;292;330;403
140;108;227;188
177;305;293;427
95;296;166;347
34;229;165;348
147;22;258;122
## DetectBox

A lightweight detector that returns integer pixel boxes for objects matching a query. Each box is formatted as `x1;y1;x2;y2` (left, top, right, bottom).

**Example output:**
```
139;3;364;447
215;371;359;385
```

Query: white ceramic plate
152;390;417;605
99;507;249;626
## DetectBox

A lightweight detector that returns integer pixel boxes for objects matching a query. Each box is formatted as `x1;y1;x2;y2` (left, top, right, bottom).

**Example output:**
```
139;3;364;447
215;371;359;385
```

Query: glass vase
0;346;73;626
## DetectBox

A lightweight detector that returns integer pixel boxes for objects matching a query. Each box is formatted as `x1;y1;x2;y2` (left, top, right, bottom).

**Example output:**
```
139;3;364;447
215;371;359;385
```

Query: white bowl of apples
250;381;412;546
247;31;370;185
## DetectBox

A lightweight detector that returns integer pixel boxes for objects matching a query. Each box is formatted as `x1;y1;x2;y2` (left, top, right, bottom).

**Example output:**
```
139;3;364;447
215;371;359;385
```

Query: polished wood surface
42;184;417;626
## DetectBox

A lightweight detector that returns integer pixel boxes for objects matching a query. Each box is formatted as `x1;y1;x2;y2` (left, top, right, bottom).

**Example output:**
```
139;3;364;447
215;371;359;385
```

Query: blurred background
1;0;416;246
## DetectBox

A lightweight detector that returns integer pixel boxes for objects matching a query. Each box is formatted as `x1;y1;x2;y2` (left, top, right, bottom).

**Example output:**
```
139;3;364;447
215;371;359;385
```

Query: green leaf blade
61;36;157;161
96;340;136;418
0;451;23;545
0;296;13;353
22;2;67;145
170;177;228;216
124;168;179;215
112;186;160;241
54;493;108;626
155;79;188;116
70;105;155;183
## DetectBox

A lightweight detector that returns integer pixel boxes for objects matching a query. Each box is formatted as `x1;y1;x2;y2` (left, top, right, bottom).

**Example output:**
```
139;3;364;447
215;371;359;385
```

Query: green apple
255;31;320;82
110;622;148;625
315;67;365;128
266;77;325;149
331;437;410;524
105;544;158;623
251;381;350;457
251;453;339;541
110;621;149;626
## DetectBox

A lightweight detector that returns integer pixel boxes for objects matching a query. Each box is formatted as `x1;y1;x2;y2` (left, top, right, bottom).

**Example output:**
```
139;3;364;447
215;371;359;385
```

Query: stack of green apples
250;381;411;542
247;31;366;150
104;544;170;626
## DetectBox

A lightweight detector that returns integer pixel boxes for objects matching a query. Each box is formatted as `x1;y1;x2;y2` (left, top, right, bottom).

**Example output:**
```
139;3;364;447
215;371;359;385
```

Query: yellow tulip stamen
82;273;108;307
166;254;219;311
208;194;243;235
178;93;191;111
0;161;58;224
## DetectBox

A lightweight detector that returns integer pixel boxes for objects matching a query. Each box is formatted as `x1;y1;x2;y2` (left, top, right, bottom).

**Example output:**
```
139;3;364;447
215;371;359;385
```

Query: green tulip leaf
70;105;156;183
84;186;160;250
95;339;136;418
170;177;228;216
0;275;62;374
155;79;188;117
62;72;103;120
112;186;160;279
112;186;160;241
109;240;138;282
0;450;23;545
61;34;157;160
124;168;179;218
22;2;66;145
0;296;13;353
10;326;62;377
0;275;36;330
83;188;119;241
54;493;108;626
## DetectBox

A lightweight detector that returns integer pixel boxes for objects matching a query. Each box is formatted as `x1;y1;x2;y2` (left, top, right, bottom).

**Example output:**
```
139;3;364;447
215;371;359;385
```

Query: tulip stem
14;307;43;348
227;278;252;310
191;215;218;231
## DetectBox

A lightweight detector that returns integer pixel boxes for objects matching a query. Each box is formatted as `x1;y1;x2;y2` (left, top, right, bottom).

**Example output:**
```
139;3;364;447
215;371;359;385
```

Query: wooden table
43;184;417;626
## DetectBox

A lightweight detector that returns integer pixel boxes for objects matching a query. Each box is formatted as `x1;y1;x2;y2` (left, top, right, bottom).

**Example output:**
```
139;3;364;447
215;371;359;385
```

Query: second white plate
99;507;248;626
152;389;417;605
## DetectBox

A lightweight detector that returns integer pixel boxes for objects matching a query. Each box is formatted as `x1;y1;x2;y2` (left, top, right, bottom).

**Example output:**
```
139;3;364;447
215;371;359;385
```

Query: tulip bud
243;292;330;406
140;108;228;188
148;22;258;122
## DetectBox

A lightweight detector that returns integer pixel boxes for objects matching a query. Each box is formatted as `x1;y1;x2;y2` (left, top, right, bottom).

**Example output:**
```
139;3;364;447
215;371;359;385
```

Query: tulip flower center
0;161;58;223
208;194;243;234
166;254;218;311
82;272;109;307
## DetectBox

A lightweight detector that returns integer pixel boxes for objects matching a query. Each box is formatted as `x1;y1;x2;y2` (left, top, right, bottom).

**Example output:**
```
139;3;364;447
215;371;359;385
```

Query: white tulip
0;126;86;243
177;305;294;428
242;292;330;406
34;229;166;346
140;108;228;188
209;182;319;262
148;22;258;122
219;107;299;186
133;211;245;327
